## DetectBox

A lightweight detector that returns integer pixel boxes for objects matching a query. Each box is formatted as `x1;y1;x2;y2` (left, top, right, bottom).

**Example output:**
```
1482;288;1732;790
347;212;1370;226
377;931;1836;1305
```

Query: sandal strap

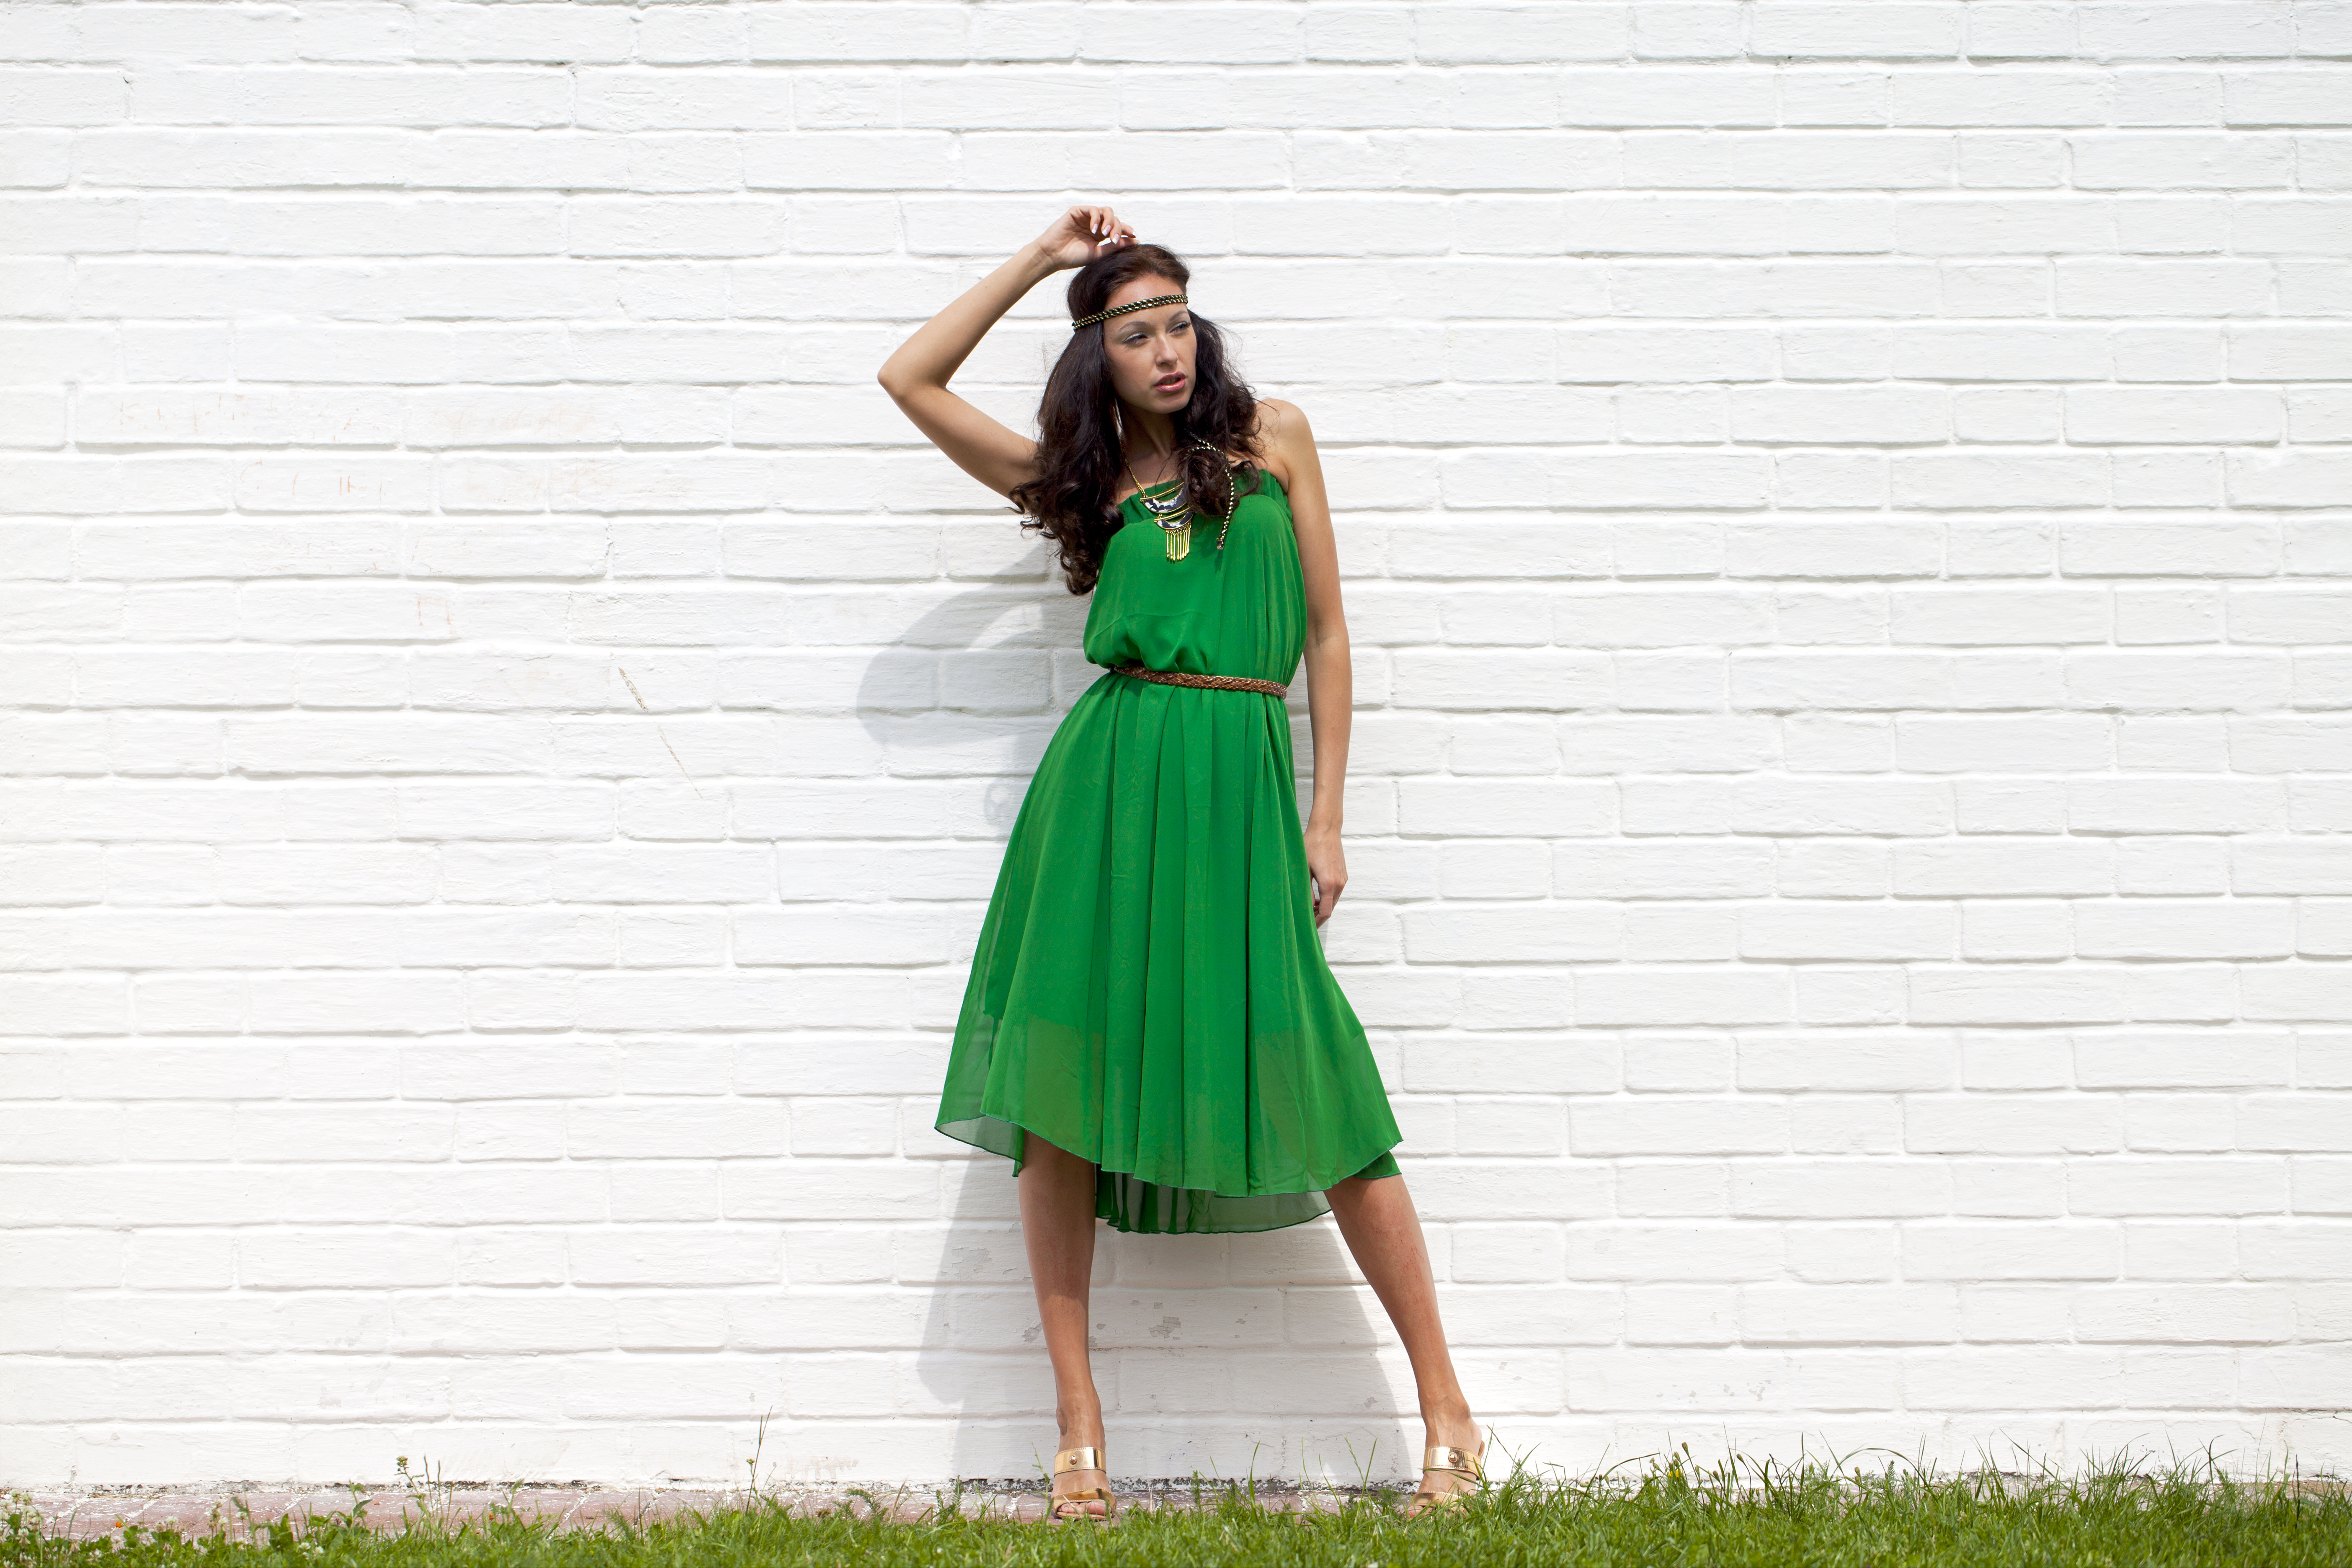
1052;1446;1105;1475
1424;1444;1482;1478
1050;1478;1114;1521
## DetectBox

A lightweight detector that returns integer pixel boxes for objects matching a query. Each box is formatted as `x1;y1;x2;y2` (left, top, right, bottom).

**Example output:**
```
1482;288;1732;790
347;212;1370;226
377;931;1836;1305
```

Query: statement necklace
1122;440;1238;562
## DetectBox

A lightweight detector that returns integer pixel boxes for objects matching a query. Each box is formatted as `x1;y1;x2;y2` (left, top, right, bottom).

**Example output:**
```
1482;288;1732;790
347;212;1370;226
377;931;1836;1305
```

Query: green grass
11;1451;2349;1568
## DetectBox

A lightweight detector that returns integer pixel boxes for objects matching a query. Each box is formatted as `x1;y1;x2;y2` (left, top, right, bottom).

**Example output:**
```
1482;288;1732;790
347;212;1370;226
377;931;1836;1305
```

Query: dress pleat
935;468;1402;1234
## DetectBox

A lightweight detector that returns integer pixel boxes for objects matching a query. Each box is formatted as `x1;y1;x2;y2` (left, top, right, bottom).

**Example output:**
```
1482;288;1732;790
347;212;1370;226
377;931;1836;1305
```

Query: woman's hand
1033;205;1136;271
1305;820;1347;927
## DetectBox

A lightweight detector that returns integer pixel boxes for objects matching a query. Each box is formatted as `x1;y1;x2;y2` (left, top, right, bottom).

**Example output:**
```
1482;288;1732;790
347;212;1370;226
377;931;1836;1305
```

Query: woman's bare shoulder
1249;397;1310;489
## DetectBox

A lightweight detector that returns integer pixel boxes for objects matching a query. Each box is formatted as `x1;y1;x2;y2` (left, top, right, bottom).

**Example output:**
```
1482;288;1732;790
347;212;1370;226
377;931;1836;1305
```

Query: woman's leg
1323;1172;1482;1504
1017;1131;1109;1516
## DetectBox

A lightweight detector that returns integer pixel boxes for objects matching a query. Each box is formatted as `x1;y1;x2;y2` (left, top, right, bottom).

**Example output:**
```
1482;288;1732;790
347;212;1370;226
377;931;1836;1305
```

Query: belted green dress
935;466;1403;1233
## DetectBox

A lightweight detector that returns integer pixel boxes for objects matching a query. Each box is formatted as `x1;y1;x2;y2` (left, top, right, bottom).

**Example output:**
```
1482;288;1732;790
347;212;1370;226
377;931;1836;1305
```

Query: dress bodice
1080;467;1303;686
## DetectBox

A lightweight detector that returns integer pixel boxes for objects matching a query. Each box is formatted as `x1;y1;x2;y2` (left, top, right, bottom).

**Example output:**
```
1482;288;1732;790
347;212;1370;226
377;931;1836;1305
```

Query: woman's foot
1400;1405;1484;1518
1047;1414;1111;1521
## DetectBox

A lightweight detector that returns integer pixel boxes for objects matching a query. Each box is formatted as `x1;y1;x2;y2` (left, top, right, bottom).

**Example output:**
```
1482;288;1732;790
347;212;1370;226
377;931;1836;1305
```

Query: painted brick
2;7;2344;1493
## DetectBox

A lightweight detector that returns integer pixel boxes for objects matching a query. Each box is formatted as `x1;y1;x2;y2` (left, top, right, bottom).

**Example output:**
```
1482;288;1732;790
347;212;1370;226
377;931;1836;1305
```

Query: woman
877;206;1484;1523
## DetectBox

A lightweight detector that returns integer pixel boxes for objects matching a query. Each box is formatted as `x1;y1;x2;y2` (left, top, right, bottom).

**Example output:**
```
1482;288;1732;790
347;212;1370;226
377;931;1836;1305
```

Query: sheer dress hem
936;1104;1402;1236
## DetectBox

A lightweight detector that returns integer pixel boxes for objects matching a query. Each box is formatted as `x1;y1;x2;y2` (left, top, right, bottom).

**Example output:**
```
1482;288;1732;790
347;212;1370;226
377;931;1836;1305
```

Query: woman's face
1099;276;1196;426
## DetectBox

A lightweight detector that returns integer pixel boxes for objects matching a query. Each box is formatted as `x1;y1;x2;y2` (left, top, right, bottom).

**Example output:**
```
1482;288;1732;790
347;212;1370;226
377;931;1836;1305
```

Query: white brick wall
3;1;2348;1489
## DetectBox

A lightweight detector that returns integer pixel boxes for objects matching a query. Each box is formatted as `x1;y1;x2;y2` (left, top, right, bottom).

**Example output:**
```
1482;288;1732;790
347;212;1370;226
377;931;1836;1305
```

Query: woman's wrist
1014;237;1066;279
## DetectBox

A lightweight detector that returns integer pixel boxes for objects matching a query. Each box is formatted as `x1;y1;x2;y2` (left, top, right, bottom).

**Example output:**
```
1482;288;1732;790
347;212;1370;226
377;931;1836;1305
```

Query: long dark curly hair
1008;244;1263;595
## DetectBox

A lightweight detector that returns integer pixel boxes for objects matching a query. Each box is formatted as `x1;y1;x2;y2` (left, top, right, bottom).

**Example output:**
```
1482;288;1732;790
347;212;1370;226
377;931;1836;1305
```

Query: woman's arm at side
876;206;1134;501
1263;397;1355;926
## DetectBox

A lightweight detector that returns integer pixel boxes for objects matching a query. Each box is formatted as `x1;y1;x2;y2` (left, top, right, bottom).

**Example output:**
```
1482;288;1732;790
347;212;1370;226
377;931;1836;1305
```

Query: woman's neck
1119;402;1180;466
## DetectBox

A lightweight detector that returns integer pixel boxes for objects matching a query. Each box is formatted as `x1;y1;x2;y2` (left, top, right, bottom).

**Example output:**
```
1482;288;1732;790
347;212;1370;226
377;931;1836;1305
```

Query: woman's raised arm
876;206;1137;501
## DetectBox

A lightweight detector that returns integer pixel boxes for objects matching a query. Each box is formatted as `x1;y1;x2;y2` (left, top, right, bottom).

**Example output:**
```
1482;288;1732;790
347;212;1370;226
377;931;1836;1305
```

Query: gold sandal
1046;1445;1117;1523
1401;1439;1484;1518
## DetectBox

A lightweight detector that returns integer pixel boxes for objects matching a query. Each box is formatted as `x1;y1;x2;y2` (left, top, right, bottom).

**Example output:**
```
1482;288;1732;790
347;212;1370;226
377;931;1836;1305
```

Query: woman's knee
1021;1130;1095;1173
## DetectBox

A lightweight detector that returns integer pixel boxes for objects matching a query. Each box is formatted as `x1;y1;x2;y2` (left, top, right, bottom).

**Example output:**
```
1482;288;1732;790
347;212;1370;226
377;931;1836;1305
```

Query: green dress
935;465;1403;1234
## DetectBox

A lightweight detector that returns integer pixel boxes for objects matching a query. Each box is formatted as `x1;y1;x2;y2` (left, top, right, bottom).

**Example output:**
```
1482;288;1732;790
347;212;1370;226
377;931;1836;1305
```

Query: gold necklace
1122;441;1238;561
1123;447;1193;560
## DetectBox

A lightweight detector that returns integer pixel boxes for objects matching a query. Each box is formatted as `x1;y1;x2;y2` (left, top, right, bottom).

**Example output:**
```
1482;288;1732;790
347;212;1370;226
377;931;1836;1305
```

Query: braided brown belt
1108;663;1288;698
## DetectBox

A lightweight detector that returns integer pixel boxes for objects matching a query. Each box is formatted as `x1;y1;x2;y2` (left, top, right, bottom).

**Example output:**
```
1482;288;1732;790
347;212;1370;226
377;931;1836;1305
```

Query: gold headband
1072;292;1187;330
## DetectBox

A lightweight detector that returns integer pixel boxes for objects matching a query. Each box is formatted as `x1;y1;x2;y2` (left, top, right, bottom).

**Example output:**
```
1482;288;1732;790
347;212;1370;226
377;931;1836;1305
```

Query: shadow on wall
851;547;1091;836
910;1151;1416;1485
